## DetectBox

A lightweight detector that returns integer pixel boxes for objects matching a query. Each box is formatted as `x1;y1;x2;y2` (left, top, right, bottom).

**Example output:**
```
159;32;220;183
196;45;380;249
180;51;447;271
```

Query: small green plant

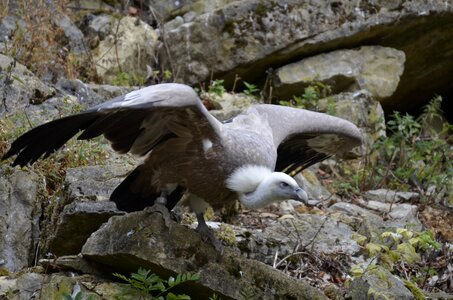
208;79;226;96
113;268;200;300
111;71;147;86
280;80;332;111
242;81;259;96
351;228;441;295
240;287;255;300
334;96;452;200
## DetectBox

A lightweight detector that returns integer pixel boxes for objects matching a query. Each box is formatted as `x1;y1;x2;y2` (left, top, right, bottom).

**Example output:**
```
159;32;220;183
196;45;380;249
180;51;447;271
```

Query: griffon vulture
3;83;362;242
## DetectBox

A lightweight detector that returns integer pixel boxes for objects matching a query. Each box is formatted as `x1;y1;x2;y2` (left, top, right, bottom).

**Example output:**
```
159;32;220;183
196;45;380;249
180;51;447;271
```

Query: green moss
403;280;426;300
0;268;10;276
216;224;237;246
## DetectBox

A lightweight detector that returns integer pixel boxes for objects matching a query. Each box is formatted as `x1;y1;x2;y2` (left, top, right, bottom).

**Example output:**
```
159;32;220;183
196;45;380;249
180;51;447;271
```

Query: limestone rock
92;16;158;83
82;211;328;299
294;168;332;201
83;14;115;41
0;16;27;53
0;54;56;116
149;0;239;23
0;168;44;272
274;46;405;100
364;189;420;203
65;164;132;202
208;92;257;121
39;273;123;300
49;201;123;256
54;14;85;55
349;268;415;299
67;0;114;13
237;214;360;265
88;83;135;101
313;90;386;153
160;1;453;111
328;201;424;238
0;272;47;300
56;79;104;107
39;255;105;276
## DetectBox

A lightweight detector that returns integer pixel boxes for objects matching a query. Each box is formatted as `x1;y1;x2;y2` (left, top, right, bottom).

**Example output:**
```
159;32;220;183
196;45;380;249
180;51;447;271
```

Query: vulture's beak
294;187;308;204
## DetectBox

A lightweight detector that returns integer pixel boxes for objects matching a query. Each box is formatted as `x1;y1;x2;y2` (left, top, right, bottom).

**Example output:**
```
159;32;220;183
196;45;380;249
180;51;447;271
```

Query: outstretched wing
3;83;222;167
252;104;362;175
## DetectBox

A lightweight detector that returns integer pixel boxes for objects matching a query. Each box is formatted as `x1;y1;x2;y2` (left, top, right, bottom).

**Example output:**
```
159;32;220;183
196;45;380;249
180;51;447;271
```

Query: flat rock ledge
81;210;328;300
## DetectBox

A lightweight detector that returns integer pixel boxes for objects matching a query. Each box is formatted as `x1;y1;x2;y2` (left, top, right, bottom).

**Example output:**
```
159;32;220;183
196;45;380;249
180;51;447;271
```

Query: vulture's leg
190;195;224;252
145;191;172;227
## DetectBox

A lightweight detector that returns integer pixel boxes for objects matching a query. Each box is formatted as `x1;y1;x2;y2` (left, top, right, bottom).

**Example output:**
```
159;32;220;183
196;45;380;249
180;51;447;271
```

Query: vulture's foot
196;215;224;253
145;201;172;228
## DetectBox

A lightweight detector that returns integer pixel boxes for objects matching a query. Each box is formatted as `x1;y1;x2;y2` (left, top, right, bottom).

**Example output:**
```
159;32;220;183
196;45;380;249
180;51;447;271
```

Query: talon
195;213;224;253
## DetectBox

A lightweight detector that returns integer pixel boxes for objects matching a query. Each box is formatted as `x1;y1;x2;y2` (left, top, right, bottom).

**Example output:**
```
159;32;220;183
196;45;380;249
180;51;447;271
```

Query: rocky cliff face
0;1;452;299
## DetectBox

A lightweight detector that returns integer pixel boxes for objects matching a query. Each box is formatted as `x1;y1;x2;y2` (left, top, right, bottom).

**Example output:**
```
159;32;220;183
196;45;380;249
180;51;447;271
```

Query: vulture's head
264;172;308;203
226;165;308;209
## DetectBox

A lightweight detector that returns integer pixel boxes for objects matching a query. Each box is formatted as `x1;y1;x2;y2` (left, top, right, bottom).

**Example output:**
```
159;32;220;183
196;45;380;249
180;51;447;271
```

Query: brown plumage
3;83;362;237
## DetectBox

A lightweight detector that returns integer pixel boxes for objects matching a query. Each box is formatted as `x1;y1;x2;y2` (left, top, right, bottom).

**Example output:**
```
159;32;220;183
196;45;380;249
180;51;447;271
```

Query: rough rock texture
82;211;328;300
92;16;158;82
274;46;405;100
294;169;332;201
42;164;132;256
39;273;123;300
54;13;86;55
237;214;360;265
365;189;420;203
65;164;132;202
88;83;135;100
0;168;44;272
349;268;415;300
161;0;453;111
0;272;47;299
328;201;424;238
49;201;123;256
208;92;258;121
0;54;56;116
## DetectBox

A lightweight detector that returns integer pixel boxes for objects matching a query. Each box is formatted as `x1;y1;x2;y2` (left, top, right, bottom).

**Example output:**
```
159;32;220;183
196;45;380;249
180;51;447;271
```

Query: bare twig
149;5;175;80
302;214;330;251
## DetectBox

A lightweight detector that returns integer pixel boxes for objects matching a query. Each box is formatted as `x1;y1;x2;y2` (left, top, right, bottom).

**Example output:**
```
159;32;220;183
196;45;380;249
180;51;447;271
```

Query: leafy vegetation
242;81;260;96
113;268;200;300
279;80;334;113
351;228;442;297
111;71;147;87
208;79;226;96
334;96;452;202
0;0;98;82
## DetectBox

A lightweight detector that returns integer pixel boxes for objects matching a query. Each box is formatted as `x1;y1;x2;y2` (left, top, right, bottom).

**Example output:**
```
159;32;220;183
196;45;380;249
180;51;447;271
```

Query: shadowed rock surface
82;210;329;300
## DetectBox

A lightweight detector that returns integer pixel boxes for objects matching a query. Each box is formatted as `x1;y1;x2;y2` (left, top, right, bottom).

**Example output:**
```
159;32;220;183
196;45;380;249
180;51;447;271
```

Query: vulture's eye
279;182;289;188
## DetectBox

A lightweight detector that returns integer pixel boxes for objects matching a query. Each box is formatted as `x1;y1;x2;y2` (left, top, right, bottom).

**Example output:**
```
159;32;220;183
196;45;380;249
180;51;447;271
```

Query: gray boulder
349;268;415;299
274;46;405;100
44;164;131;256
160;0;453;111
49;201;123;256
238;214;361;265
0;54;56;116
0;168;44;272
82;210;328;300
92;16;159;83
364;189;420;203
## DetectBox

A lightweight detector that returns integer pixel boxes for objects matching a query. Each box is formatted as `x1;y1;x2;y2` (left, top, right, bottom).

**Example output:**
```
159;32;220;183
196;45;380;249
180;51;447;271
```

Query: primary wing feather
3;83;221;166
252;104;362;174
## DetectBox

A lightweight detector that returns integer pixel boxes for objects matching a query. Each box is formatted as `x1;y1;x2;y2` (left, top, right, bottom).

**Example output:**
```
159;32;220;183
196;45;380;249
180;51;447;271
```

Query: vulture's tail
111;165;184;212
2;113;98;167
